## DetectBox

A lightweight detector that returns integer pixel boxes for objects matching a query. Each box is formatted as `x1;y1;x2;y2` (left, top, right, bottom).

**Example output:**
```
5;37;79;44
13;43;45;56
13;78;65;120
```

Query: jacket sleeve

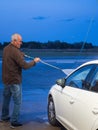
14;49;36;69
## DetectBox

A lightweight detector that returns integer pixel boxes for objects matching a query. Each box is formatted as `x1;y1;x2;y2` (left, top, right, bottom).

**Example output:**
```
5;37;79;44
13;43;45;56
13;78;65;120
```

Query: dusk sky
0;0;98;45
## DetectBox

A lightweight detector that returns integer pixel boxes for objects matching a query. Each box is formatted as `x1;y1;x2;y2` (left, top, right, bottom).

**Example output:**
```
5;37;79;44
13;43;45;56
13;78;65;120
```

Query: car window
65;65;93;89
89;67;98;92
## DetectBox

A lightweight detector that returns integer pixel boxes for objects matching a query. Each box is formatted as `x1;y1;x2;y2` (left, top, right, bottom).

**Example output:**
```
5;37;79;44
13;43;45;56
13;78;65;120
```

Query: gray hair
11;33;21;41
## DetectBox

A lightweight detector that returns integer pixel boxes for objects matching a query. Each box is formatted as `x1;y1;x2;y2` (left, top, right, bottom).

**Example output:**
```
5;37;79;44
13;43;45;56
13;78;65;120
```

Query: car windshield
65;64;94;89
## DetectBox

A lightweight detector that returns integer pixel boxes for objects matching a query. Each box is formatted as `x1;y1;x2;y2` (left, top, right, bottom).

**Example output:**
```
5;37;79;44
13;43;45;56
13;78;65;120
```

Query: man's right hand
34;57;40;63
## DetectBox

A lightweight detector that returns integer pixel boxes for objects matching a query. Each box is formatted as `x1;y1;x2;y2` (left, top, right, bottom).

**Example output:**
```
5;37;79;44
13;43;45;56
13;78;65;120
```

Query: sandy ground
0;121;65;130
0;102;66;130
0;106;66;130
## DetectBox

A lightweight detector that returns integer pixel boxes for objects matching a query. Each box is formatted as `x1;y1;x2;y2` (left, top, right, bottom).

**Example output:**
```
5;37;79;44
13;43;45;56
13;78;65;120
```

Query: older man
1;33;40;128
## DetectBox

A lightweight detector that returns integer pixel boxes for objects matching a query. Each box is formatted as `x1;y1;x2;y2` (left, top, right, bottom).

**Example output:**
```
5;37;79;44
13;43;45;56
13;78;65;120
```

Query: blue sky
0;0;98;45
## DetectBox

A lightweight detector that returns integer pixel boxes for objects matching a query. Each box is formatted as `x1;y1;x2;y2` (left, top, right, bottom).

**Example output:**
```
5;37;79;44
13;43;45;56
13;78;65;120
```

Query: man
1;33;40;128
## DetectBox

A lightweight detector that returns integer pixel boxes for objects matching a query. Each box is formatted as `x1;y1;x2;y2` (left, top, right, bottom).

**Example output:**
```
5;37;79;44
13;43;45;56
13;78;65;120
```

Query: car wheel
48;96;59;126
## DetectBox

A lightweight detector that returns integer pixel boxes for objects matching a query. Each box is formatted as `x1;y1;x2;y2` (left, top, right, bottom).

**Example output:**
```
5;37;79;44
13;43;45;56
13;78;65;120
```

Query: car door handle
92;109;98;115
69;99;74;104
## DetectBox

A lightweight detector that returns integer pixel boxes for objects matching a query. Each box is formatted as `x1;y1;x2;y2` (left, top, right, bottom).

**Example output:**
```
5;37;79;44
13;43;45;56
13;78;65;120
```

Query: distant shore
0;48;98;58
21;48;98;57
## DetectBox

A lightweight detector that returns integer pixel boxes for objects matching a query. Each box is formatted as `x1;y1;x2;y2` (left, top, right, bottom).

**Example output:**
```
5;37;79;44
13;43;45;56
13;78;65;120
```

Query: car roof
74;60;98;71
66;60;98;76
79;60;98;67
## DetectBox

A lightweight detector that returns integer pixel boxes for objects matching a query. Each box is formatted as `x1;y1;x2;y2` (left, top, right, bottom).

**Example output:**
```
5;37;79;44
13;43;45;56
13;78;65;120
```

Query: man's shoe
0;117;10;122
10;122;23;129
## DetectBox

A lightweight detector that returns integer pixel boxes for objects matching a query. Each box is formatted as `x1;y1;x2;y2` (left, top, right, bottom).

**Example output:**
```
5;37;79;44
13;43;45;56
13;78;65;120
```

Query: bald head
11;33;22;48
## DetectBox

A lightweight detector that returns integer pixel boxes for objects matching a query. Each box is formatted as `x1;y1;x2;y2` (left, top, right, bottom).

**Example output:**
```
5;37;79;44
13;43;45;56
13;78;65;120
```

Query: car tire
47;96;59;126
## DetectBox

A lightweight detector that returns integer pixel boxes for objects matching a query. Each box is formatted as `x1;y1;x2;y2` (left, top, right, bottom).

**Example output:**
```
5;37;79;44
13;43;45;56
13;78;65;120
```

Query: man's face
14;36;22;48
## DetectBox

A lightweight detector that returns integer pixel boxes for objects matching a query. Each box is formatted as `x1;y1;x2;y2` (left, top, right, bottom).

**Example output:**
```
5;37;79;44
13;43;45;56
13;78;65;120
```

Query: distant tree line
0;40;96;50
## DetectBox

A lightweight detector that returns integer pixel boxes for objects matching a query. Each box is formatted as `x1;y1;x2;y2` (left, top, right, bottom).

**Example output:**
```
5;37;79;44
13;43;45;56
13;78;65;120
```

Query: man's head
11;33;22;48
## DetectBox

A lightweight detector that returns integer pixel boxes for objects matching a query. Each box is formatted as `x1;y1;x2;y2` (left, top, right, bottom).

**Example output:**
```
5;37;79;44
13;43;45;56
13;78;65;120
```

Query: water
0;55;98;123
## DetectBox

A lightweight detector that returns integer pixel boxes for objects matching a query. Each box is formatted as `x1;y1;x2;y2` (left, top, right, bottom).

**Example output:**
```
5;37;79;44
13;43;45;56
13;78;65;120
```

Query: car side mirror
56;78;65;88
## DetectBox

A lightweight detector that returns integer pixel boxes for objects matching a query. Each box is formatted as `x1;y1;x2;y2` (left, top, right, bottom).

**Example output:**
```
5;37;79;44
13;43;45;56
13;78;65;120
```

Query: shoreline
0;48;98;58
21;48;98;57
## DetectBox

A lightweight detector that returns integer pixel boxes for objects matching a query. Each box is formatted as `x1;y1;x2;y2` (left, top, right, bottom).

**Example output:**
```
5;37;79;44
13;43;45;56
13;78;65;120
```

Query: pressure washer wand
24;54;63;71
24;54;34;59
40;59;62;71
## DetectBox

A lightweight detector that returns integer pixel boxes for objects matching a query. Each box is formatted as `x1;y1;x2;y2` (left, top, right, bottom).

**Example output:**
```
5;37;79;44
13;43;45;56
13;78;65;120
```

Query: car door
70;65;98;130
55;84;77;130
55;64;95;130
72;88;98;130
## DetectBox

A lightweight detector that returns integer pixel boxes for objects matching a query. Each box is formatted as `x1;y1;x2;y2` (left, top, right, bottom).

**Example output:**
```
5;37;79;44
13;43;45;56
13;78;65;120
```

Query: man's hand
34;57;40;63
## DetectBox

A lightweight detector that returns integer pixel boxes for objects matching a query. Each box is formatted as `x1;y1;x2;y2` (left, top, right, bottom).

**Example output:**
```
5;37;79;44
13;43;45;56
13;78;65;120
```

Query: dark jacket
2;43;36;85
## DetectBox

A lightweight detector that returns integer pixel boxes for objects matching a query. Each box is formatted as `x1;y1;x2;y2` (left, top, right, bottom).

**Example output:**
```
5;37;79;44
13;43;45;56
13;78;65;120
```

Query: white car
47;60;98;130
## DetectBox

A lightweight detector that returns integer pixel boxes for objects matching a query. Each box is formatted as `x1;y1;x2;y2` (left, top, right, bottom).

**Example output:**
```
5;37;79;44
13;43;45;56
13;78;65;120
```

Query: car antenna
73;12;96;68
